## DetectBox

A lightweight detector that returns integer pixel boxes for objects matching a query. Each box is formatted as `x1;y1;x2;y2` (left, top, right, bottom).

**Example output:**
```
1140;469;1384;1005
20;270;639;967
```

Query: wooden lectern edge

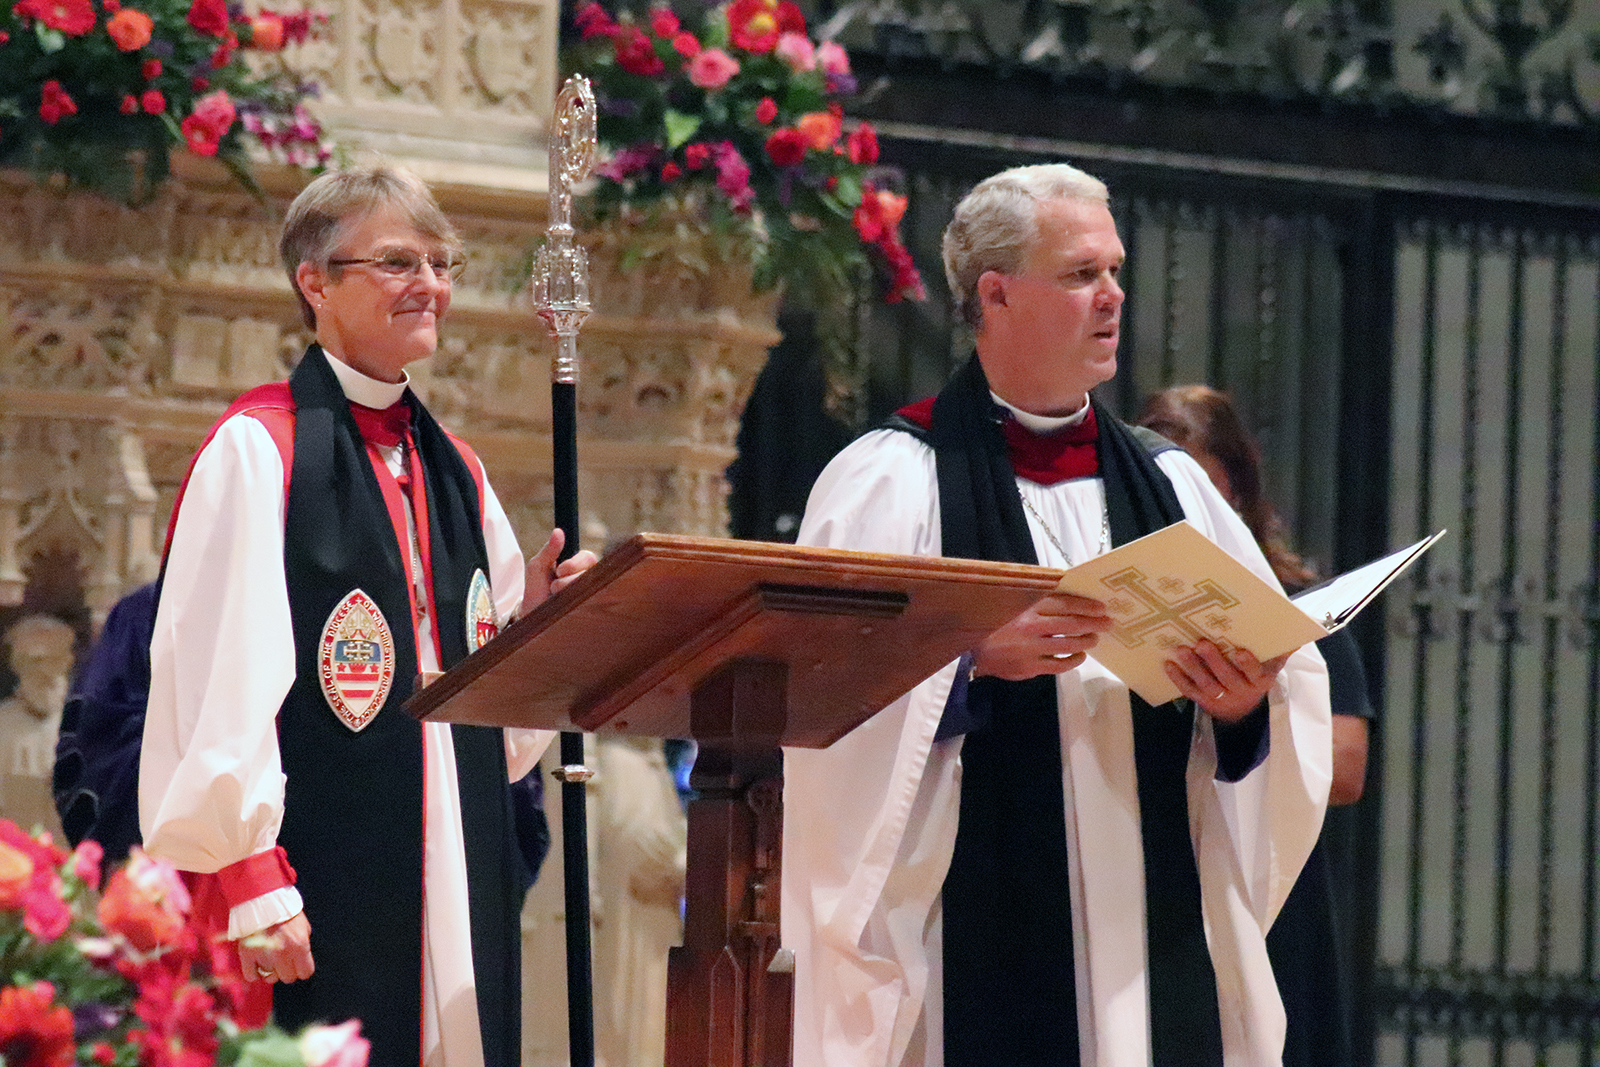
405;532;1064;724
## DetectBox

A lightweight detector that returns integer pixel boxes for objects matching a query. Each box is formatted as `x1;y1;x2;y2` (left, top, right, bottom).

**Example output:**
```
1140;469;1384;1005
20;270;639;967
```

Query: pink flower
712;142;753;212
774;31;814;72
298;1020;371;1067
661;161;682;182
687;47;739;90
817;40;850;76
684;142;710;169
141;88;166;114
179;89;236;156
99;846;192;951
754;96;777;124
120;94;140;115
69;840;102;891
612;24;664;76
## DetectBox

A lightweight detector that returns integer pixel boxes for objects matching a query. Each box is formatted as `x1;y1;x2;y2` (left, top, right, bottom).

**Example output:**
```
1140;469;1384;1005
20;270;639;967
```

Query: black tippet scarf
920;355;1225;1067
273;346;521;1067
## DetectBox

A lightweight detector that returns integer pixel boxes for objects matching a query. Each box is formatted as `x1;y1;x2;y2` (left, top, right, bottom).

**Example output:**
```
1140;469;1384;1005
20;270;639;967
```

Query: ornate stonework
0;158;779;624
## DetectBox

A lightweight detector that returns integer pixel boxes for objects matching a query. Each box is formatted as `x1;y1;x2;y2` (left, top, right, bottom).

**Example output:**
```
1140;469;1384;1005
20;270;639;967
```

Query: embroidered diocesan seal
465;568;498;653
318;589;396;732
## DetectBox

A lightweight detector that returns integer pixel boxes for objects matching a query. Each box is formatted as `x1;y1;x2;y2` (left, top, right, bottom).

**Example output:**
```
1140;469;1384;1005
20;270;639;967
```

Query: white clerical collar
990;391;1091;435
323;349;410;408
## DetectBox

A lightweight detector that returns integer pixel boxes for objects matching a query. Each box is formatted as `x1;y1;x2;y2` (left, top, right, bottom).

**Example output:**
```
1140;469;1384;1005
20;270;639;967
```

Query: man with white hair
782;163;1333;1067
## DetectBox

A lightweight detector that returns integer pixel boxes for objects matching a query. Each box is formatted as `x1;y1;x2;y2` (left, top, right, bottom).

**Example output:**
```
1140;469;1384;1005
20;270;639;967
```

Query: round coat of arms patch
318;589;396;732
465;568;498;653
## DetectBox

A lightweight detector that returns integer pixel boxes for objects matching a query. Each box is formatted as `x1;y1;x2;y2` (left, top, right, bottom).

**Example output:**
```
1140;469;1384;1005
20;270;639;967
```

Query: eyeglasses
328;247;466;283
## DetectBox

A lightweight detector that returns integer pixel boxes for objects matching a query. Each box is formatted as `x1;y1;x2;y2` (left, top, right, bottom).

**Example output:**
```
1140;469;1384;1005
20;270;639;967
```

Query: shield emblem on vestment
466;569;498;653
318;589;396;732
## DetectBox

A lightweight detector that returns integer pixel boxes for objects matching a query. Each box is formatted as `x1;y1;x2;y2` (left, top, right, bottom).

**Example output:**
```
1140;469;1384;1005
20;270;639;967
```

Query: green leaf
231;1031;304;1067
663;109;702;150
831;173;863;211
35;25;65;53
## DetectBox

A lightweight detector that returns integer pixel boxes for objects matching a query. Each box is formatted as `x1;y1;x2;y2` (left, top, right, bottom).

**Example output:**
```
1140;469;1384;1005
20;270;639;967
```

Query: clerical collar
990;391;1091;434
324;349;410;409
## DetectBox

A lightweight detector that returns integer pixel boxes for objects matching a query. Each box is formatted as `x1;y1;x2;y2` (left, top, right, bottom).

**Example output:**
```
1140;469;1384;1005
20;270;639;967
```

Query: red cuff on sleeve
215;846;297;910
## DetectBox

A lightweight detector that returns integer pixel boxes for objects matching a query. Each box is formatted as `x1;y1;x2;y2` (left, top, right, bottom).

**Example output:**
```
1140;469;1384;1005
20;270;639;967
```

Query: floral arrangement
0;819;367;1067
0;0;332;202
566;0;925;339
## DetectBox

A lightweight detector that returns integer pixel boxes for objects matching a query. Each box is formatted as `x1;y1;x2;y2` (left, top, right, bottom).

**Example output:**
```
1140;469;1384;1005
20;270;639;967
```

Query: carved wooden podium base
406;535;1061;1067
667;659;792;1067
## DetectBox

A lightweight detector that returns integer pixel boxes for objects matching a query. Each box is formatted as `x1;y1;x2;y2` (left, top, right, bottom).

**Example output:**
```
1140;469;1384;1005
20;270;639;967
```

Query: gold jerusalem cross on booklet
1055;523;1446;705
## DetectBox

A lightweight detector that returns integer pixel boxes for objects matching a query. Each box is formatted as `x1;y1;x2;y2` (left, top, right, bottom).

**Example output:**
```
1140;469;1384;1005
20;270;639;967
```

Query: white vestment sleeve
477;468;554;780
140;416;299;883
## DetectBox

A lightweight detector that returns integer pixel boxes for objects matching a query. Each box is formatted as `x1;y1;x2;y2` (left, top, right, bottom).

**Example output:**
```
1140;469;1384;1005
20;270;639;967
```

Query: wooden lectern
408;534;1059;1067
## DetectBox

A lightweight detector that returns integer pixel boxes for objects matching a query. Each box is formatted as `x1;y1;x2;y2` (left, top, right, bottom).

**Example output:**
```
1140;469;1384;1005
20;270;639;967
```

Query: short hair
278;163;462;330
941;162;1110;331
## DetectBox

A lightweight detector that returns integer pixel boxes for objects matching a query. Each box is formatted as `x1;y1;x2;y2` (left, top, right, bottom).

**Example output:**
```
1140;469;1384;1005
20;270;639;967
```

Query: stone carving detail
361;0;440;103
0;157;781;617
462;0;552;113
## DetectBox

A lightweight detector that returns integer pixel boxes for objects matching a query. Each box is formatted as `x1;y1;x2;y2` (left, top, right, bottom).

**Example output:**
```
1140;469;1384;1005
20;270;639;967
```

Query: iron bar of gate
1583;260;1600;1067
1401;217;1442;1067
1488;230;1526;1067
1446;225;1485;1067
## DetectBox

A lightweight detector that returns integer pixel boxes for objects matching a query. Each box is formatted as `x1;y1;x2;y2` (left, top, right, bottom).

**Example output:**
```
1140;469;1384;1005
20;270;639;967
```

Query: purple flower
71;1002;121;1040
826;71;857;96
599;95;640;119
148;37;174;57
597;142;660;181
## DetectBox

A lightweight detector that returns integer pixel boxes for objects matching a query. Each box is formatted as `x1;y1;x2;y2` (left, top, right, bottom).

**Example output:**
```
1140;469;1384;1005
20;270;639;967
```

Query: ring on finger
257;965;275;979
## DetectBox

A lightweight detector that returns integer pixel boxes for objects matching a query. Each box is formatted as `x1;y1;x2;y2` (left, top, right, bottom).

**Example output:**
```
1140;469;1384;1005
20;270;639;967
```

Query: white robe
780;424;1332;1067
140;358;552;1067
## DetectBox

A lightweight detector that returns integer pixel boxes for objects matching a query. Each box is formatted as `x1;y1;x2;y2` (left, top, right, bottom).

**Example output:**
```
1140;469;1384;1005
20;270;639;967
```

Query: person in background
139;163;595;1067
782;161;1332;1067
1138;383;1373;1067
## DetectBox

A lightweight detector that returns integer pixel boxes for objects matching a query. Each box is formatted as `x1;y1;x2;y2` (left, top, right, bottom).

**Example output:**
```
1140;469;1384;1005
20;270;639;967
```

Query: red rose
191;75;209;91
185;0;227;36
141;88;164;113
102;0;117;8
775;0;804;34
726;0;779;53
671;31;699;58
573;0;616;40
0;29;8;42
142;57;161;79
649;8;677;37
120;94;139;114
0;983;74;1067
612;24;664;76
37;80;78;125
661;161;682;182
754;96;777;124
764;127;808;168
14;0;96;35
210;28;237;67
684;142;710;169
847;122;879;165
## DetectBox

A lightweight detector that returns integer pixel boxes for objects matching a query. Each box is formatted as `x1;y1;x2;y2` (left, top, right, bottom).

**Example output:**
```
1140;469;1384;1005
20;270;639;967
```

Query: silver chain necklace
1020;493;1110;568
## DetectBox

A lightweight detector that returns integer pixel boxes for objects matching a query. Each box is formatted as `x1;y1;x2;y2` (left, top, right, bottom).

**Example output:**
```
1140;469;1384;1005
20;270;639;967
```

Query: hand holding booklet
1052;522;1445;705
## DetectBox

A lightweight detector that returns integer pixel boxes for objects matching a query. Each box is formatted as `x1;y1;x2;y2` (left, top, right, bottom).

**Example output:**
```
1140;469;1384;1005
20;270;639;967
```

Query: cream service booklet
1053;521;1445;705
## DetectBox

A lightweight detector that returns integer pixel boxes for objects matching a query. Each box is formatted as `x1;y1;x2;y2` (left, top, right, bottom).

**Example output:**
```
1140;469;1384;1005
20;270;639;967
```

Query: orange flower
105;7;153;50
0;841;35;910
795;110;841;151
98;847;191;952
0;983;74;1067
248;12;284;50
